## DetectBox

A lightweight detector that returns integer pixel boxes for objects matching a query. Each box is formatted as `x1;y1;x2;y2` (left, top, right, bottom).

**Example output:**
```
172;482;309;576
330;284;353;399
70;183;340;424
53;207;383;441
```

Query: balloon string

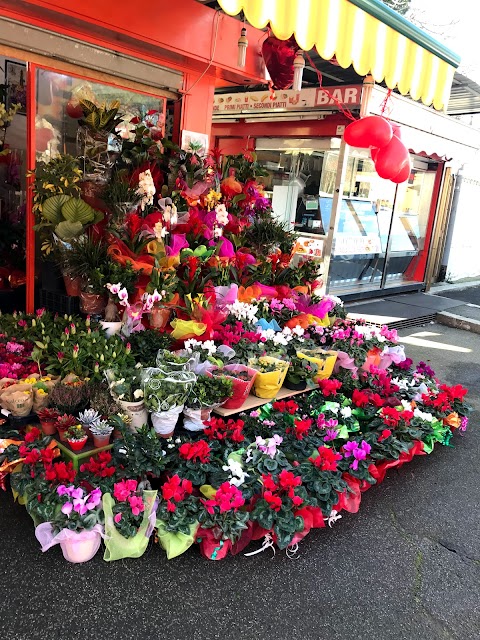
380;88;393;116
303;50;357;122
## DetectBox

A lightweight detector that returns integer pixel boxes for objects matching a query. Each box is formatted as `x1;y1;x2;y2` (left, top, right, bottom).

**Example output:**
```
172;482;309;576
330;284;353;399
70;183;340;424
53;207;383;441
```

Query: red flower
318;378;342;397
381;407;401;427
24;427;41;443
23;449;40;466
262;474;277;492
179;440;211;464
264;490;282;511
309;446;342;472
292;495;304;507
289;418;312;440
167;500;176;513
439;383;468;402
40;448;56;465
203;417;244;442
378;429;392;442
352;389;369;408
272;400;298;415
162;475;193;502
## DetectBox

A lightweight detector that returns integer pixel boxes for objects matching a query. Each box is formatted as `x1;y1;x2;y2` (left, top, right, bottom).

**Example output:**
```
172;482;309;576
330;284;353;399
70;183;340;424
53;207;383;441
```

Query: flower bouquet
102;479;158;561
142;367;196;438
213;364;258;410
297;349;338;382
66;424;88;451
105;367;147;431
35;484;104;563
183;374;233;432
249;356;289;399
155;475;200;559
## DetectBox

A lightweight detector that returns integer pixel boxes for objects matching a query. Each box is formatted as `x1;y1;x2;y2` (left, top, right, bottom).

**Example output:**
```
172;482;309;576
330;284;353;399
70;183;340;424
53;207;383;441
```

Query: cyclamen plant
111;479;146;538
198;482;249;543
156;475;199;534
50;485;103;535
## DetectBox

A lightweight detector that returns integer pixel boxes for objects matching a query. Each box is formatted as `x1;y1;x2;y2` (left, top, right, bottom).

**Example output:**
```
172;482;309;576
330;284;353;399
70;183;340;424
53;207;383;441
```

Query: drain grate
351;313;437;330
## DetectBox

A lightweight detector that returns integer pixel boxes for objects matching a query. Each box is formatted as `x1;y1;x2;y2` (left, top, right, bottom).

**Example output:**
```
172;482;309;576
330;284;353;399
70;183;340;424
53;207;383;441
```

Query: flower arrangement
110;479;146;538
50;484;103;535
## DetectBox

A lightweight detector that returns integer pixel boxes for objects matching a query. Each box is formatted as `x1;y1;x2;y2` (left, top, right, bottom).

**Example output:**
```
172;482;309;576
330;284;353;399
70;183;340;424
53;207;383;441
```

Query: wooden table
213;384;318;417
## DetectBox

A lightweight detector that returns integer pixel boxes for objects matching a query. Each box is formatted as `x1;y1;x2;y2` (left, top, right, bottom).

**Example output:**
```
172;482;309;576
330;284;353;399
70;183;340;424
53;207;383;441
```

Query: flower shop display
0;135;473;563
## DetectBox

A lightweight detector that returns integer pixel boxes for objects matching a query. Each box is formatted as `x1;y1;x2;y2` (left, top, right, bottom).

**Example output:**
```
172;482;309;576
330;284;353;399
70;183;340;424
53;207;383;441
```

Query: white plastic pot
99;321;123;337
183;406;213;432
151;406;183;438
119;400;148;432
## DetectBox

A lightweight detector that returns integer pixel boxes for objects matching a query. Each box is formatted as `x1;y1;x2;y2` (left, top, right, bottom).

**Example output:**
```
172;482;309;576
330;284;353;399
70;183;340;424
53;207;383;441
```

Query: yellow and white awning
218;0;460;110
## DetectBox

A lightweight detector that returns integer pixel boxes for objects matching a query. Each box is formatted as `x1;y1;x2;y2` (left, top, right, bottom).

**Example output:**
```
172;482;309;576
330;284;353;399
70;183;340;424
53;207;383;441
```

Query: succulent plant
89;420;114;436
78;408;102;427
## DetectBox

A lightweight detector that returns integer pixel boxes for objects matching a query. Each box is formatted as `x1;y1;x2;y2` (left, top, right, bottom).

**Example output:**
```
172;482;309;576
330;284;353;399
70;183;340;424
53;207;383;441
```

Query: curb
436;311;480;334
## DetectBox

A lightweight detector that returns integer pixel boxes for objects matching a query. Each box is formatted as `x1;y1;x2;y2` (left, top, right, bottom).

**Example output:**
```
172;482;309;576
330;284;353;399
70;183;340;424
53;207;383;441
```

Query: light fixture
237;27;248;68
293;50;305;91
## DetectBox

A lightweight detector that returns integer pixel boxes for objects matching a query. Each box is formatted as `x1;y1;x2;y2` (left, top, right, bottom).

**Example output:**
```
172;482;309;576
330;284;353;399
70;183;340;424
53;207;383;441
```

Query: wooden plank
213;384;319;417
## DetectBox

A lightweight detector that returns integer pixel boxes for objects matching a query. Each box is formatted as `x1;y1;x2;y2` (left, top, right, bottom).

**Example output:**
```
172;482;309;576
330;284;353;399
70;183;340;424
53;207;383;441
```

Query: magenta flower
57;485;68;496
324;428;339;441
114;513;122;523
61;502;73;515
73;499;88;516
128;495;145;516
70;487;84;500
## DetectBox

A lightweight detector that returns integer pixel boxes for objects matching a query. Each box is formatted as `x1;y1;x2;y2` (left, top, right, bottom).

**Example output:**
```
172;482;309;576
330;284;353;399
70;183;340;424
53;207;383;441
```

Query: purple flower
460;416;469;432
416;361;435;377
317;413;326;429
343;441;358;457
324;428;339;441
73;499;88;516
57;485;68;496
70;487;84;500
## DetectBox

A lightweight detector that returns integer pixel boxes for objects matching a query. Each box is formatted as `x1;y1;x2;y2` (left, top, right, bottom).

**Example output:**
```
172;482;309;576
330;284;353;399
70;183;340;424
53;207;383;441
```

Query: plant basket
35;523;104;563
297;349;338;382
218;364;258;410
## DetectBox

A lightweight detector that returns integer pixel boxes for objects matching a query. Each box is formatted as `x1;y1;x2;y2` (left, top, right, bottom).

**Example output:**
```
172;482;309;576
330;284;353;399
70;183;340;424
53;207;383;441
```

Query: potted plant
155;475;200;559
50;379;90;416
143;368;196;438
146;259;179;330
103;170;142;230
183;374;233;432
213;364;258;410
156;349;195;371
35;484;104;563
249;356;290;399
55;413;78;442
102;479;158;561
89;420;114;448
197;482;249;560
66;424;88;451
78;408;102;438
104;367;148;431
284;355;318;391
296;349;338;382
36;407;61;436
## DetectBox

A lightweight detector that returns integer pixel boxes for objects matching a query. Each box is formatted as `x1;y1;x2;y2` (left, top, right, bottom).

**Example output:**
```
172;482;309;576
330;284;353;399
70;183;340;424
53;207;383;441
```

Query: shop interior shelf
213;383;319;417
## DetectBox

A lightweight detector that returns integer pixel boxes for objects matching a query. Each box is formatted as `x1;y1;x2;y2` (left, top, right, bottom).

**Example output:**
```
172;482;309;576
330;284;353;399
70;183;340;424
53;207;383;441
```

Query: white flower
136;169;156;211
401;399;413;411
201;340;217;356
222;459;249;487
133;389;144;399
291;326;305;337
215;204;229;226
413;407;433;422
225;300;259;324
392;376;410;390
106;282;122;295
328;402;340;414
340;406;352;419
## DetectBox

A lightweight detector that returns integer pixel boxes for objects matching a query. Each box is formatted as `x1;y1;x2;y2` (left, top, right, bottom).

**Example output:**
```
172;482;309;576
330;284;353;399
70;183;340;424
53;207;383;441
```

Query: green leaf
61;198;96;225
55;220;84;241
41;195;71;223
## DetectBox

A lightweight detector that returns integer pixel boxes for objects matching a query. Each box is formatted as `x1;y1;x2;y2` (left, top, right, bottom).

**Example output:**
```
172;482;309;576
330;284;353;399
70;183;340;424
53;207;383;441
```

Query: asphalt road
0;323;479;640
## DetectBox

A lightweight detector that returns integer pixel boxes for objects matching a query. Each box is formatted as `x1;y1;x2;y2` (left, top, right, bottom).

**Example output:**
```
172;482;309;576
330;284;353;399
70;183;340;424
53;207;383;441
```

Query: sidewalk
346;279;480;333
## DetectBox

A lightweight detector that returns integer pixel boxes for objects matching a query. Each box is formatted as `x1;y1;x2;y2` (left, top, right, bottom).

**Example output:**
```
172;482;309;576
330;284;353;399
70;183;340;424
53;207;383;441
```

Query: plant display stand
53;438;113;471
213;383;319;417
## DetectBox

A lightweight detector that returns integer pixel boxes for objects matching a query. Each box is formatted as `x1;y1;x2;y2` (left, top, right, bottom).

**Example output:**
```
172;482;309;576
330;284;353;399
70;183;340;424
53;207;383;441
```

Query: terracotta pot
149;306;171;330
57;427;69;442
40;420;58;436
80;292;106;315
63;273;83;297
92;433;111;448
68;438;88;452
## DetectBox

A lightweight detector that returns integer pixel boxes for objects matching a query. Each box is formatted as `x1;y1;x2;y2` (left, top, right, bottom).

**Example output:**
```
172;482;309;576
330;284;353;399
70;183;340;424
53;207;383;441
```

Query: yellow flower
36;388;47;396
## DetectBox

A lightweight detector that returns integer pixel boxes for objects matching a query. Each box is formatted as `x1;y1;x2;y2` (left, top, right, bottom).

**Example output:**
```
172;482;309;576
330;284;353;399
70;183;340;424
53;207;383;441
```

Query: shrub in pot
183;374;233;432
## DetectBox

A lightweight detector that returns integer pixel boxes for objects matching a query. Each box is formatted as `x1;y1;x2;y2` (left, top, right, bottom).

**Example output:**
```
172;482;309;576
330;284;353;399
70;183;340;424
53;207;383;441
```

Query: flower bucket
156;521;199;560
62;273;82;297
118;400;148;432
35;523;104;563
297;349;338;382
80;292;106;315
151;406;183;438
220;364;258;410
183;406;213;432
149;306;171;330
103;491;158;561
40;420;57;436
99;321;123;337
251;357;289;399
67;437;88;452
283;378;307;391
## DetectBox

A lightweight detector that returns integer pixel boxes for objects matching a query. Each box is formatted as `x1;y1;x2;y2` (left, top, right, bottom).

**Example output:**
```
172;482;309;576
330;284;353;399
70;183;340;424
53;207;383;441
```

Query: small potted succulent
36;407;61;436
183;374;233;432
78;408;102;438
66;424;88;451
284;355;318;391
89;420;114;448
56;414;78;442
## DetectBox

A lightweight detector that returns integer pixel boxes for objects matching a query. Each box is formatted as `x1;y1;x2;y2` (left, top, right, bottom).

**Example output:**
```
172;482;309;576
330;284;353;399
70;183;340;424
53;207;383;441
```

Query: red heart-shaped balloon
375;135;410;180
344;116;393;149
370;147;379;162
390;155;412;183
262;36;297;90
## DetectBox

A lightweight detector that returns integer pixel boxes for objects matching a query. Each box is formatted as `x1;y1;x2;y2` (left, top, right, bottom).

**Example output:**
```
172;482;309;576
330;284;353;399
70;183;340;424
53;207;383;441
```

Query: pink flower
125;479;138;493
61;502;73;515
128;495;145;516
73;499;88;515
113;481;131;502
114;513;122;523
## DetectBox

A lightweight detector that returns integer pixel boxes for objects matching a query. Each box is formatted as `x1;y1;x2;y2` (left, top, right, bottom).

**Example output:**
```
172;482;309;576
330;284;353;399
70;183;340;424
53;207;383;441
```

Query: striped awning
217;0;460;110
